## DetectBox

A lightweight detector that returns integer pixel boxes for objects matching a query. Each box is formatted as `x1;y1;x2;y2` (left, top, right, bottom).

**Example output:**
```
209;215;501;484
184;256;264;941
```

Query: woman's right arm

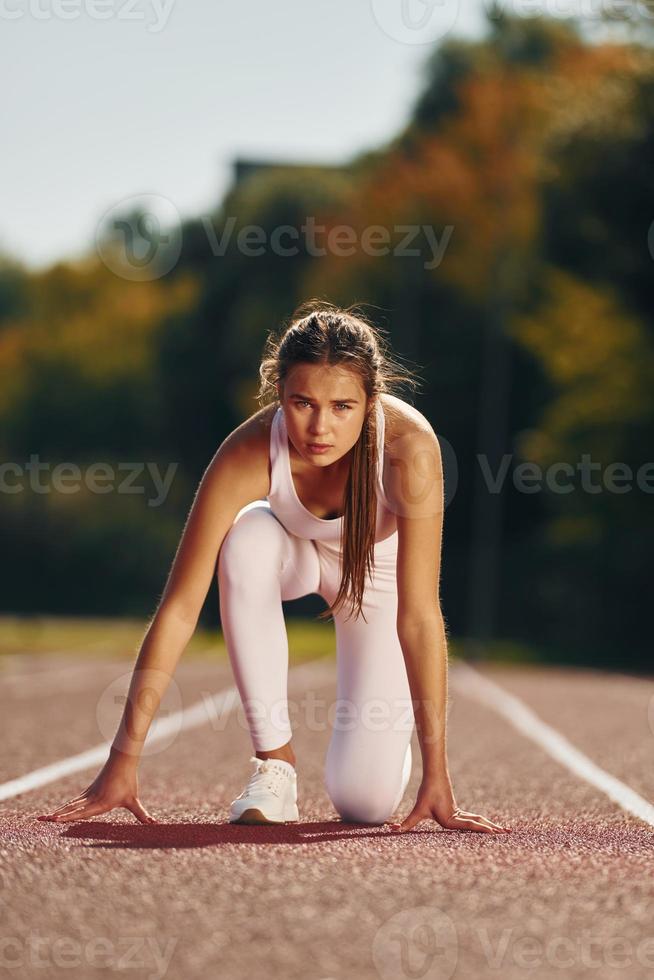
38;411;273;824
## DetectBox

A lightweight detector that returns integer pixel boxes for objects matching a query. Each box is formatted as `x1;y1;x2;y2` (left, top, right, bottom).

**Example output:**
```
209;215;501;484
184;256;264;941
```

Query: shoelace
239;756;293;799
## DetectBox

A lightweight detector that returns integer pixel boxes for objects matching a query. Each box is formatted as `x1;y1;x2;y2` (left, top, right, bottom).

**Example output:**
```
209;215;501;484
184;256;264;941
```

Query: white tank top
267;397;398;545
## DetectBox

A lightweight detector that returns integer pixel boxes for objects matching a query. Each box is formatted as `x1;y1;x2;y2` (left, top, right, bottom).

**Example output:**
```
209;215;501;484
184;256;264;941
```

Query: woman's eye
297;401;350;411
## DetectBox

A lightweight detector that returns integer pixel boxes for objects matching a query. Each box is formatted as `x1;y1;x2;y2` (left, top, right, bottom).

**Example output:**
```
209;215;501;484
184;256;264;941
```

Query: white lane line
0;657;334;803
451;659;654;828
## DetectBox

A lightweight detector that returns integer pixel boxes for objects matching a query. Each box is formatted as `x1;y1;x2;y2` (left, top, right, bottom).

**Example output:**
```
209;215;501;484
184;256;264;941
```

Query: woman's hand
389;778;511;834
37;755;158;825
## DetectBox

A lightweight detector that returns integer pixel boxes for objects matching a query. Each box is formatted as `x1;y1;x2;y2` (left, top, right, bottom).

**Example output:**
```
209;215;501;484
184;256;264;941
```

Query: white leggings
217;501;414;825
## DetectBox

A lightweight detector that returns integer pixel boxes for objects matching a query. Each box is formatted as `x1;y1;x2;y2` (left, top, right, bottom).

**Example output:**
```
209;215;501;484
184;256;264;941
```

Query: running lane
0;658;652;980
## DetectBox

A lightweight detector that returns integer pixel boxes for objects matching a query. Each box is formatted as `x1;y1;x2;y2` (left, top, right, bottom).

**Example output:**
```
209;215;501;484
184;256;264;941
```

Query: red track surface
1;654;652;980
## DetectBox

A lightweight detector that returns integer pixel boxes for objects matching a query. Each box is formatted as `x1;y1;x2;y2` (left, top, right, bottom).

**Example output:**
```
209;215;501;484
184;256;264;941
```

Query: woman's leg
217;501;321;754
319;535;415;825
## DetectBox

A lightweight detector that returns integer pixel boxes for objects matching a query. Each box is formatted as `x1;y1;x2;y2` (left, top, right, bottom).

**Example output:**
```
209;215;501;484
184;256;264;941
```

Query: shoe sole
229;806;299;825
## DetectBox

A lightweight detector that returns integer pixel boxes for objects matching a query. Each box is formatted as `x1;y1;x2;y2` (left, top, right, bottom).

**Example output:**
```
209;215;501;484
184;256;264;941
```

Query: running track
0;650;652;980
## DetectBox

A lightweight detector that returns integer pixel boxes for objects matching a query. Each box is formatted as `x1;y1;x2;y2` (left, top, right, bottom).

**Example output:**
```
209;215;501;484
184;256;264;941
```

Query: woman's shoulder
216;402;279;492
379;392;434;443
224;401;279;451
379;394;442;519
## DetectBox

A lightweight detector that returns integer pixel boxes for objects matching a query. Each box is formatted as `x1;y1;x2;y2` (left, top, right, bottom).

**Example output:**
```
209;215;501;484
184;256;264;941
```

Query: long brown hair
257;300;421;623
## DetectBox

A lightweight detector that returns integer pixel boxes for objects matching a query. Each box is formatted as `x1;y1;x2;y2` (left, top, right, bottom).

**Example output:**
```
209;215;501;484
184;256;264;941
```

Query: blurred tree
0;259;197;457
296;12;654;666
1;12;652;667
0;258;198;615
0;254;30;326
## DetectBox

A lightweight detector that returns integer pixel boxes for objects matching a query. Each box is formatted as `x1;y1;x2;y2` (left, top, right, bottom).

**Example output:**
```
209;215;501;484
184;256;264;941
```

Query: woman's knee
325;767;400;826
325;742;412;825
332;796;394;825
327;783;397;825
218;506;286;588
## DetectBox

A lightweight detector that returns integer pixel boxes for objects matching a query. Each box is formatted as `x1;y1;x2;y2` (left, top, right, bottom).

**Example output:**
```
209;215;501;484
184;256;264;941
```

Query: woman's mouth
307;443;332;454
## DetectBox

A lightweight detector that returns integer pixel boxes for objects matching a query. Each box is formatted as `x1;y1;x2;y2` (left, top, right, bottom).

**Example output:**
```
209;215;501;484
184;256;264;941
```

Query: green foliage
2;13;653;669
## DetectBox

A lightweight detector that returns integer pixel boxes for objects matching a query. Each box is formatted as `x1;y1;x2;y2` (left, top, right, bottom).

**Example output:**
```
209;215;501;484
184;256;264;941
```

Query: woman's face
277;362;370;468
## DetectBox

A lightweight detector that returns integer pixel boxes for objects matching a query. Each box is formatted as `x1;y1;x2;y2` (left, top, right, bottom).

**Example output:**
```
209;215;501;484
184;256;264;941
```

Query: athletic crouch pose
39;303;511;835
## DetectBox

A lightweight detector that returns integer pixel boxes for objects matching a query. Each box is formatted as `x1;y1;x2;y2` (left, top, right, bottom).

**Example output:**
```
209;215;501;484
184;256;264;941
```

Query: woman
39;303;510;834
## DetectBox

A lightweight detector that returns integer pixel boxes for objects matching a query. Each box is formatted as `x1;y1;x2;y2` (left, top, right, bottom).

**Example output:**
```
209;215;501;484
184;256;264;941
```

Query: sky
2;0;493;270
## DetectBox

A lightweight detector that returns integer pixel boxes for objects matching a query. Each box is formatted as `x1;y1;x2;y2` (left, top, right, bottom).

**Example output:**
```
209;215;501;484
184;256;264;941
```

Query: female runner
39;302;510;835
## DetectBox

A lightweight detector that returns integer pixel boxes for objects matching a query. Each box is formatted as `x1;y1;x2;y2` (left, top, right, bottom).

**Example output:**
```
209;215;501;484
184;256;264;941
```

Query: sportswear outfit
218;399;413;824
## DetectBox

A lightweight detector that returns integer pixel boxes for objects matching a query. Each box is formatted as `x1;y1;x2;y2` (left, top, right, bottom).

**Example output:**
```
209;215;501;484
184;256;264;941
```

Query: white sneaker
229;756;299;825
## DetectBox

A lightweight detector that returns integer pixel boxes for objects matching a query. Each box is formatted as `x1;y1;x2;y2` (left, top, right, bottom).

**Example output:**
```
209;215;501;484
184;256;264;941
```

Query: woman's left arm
386;420;511;835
